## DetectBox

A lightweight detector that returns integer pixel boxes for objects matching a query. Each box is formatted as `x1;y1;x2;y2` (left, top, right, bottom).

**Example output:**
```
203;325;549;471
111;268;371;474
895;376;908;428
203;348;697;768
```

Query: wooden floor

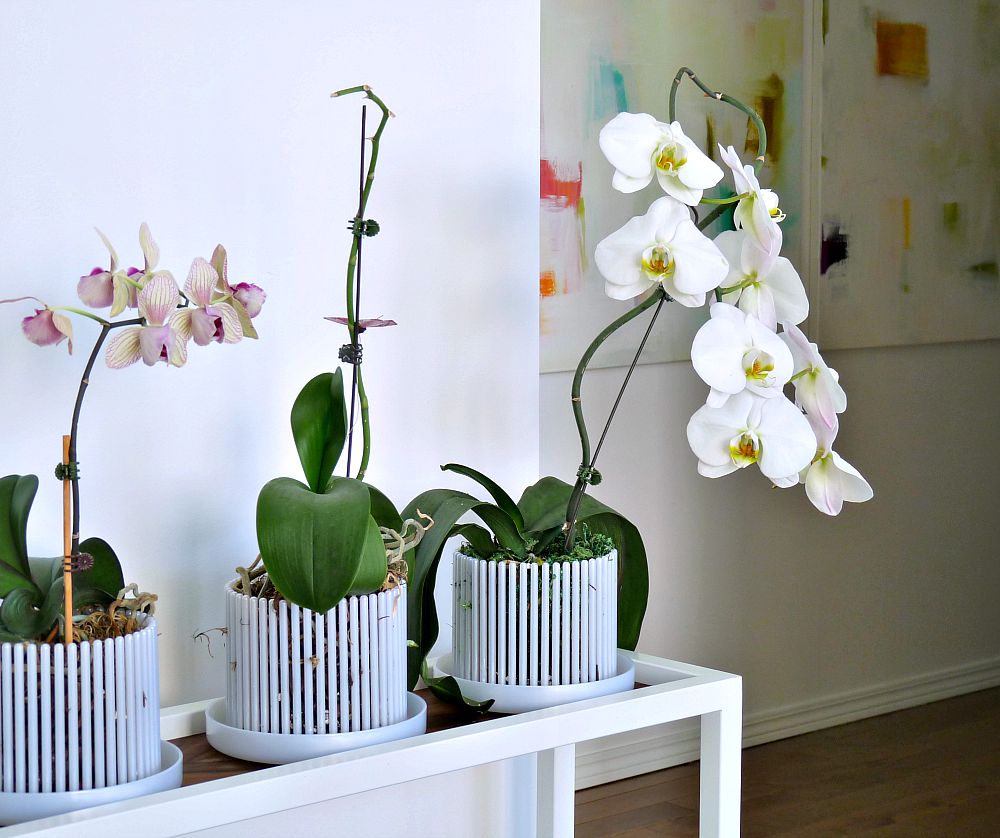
575;686;1000;837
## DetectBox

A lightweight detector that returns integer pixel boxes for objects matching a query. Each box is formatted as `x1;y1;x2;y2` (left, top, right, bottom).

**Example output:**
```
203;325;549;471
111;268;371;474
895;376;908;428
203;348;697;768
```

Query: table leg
699;699;742;837
536;743;576;837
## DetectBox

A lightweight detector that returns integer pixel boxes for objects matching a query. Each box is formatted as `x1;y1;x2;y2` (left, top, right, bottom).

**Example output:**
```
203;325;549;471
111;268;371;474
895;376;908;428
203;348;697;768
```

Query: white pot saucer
205;692;427;765
0;740;183;826
432;651;636;714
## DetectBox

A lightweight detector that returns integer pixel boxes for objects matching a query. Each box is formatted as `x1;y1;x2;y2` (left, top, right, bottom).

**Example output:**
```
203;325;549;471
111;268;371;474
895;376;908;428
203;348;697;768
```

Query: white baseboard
574;655;1000;789
159;656;1000;791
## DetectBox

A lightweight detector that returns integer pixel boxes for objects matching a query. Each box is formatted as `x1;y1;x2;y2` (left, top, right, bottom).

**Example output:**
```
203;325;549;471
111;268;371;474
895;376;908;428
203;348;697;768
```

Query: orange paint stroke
875;21;929;79
902;197;911;249
540;271;557;297
541;159;582;208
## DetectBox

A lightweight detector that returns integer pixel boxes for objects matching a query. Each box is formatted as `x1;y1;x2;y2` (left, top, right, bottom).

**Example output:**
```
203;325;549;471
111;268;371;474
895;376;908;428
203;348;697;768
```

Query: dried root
74;583;158;641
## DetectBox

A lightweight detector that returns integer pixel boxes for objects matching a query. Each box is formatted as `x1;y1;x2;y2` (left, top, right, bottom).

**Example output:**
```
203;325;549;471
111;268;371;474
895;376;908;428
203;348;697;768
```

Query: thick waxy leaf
452;524;496;559
420;659;494;713
290;372;348;493
76;537;125;599
400;489;481;689
257;476;375;612
469;504;525;557
441;463;524;532
0;474;41;598
518;477;648;650
347;513;390;596
362;482;403;532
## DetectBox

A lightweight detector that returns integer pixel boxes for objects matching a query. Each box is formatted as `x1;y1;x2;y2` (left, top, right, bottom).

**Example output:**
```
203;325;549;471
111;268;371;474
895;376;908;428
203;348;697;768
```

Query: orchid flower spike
105;273;188;368
171;257;243;346
714;229;808;331
780;322;847;429
595;196;729;306
599;112;723;205
686;390;816;481
799;413;873;515
691;302;794;407
718;145;785;249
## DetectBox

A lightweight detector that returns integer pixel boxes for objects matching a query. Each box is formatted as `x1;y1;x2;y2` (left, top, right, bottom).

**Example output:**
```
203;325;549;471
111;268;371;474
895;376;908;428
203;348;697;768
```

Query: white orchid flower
714;229;808;331
780;322;847;429
105;272;188;368
170;257;243;346
798;413;873;515
599;112;723;206
718;145;784;250
691;302;794;407
594;196;729;306
687;390;816;480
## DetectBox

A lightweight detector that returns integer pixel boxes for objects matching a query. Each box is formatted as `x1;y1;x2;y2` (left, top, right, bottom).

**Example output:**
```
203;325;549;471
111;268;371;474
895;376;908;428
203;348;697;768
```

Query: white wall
0;0;539;707
541;338;1000;718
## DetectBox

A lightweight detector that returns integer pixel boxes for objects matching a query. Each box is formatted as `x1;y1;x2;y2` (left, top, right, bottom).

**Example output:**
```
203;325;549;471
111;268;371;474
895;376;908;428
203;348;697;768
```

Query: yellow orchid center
641;244;674;279
654;142;687;174
729;432;760;468
743;349;775;383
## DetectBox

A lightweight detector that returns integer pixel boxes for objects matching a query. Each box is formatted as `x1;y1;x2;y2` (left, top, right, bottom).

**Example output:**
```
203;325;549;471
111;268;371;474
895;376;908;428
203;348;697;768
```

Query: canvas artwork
817;0;1000;349
540;0;808;373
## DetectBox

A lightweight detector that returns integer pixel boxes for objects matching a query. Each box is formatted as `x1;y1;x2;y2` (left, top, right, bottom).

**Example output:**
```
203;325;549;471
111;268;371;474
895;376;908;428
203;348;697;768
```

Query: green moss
458;523;615;564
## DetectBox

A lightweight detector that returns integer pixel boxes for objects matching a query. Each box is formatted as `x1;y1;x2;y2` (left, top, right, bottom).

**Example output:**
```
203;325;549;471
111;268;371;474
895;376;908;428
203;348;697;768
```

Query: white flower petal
139;222;159;271
691;317;748;395
687;391;754;467
95;228;119;271
184;257;218;307
138;272;180;326
804;457;843;515
830;451;874;503
612;169;654;194
669;220;730;294
756;396;816;479
698;460;738;479
104;327;142;369
770;473;800;488
599;112;661;180
765;258;809;326
655;170;702;205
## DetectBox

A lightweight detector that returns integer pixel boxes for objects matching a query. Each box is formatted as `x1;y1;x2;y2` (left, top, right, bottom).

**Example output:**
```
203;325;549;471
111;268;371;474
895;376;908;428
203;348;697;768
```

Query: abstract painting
817;0;1000;349
540;0;809;372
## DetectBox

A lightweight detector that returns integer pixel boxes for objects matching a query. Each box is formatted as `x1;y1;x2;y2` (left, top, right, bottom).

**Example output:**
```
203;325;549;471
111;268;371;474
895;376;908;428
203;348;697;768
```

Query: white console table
4;651;742;838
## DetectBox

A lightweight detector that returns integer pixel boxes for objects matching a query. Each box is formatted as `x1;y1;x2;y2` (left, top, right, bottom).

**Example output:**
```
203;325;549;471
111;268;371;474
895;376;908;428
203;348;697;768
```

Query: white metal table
4;651;742;837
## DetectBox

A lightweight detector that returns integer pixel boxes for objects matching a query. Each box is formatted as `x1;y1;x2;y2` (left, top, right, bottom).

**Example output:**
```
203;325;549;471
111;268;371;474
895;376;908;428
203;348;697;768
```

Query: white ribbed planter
215;583;423;764
0;616;182;825
452;550;620;688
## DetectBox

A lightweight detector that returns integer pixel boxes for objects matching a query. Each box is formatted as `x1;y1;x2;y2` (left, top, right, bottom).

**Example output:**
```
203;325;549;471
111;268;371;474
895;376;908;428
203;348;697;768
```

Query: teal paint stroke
592;58;628;120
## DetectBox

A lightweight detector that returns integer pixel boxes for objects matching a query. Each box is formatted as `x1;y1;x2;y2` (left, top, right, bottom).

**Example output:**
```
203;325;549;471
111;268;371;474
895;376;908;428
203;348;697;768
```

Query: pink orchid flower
104;273;188;368
78;224;159;316
1;296;74;353
210;244;265;338
171;257;242;346
324;316;397;333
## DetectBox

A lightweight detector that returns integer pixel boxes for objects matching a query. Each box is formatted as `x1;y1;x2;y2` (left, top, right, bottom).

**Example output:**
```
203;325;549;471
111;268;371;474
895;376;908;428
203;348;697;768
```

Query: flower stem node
338;343;363;365
54;461;80;481
577;465;602;486
348;217;380;238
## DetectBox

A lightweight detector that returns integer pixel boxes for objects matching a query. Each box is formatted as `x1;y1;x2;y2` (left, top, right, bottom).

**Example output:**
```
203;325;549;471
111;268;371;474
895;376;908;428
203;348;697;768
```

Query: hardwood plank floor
575;687;1000;837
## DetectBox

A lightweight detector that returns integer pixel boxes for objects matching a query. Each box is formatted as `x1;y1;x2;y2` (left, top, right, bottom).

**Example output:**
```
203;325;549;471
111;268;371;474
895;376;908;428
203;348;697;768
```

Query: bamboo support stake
62;434;73;644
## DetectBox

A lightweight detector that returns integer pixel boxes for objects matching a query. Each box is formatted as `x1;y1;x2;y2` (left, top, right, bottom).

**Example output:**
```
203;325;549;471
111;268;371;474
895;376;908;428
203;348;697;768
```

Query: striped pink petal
184;257;218;307
104;327;143;368
137;272;180;325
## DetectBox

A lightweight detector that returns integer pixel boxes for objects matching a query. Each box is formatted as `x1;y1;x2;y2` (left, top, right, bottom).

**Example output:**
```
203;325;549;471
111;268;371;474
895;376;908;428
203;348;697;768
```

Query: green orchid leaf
452;524;496;559
518;476;648;650
400;489;481;689
257;475;373;613
347;512;390;597
441;463;525;532
470;504;525;557
362;483;404;532
525;524;563;554
0;586;50;638
76;537;125;599
0;474;42;598
419;658;495;713
290;371;348;493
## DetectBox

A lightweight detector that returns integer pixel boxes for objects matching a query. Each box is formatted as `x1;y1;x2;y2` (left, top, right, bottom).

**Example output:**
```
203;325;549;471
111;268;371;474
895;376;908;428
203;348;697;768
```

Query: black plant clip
339;343;363;365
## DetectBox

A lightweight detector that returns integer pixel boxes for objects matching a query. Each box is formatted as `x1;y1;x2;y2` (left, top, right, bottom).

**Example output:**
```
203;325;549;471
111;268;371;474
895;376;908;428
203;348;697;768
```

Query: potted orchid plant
406;67;872;712
210;86;430;765
0;223;263;822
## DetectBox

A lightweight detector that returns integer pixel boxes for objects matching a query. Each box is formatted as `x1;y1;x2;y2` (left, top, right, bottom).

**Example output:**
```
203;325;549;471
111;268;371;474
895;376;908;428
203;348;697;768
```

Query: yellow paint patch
875;21;929;80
